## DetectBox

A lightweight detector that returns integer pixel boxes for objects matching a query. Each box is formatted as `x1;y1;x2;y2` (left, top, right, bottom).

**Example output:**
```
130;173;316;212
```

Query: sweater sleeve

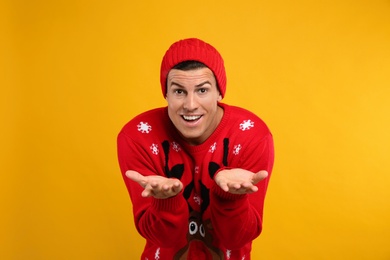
117;131;189;248
210;130;274;249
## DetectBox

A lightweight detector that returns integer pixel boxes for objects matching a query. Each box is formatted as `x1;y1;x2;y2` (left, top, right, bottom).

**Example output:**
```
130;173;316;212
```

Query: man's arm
117;132;188;248
210;132;274;249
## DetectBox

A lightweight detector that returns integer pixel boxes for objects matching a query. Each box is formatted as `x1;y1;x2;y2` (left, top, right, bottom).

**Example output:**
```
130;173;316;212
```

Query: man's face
166;67;223;145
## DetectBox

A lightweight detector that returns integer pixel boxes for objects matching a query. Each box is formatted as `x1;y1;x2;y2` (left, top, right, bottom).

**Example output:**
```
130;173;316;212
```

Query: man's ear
217;93;222;101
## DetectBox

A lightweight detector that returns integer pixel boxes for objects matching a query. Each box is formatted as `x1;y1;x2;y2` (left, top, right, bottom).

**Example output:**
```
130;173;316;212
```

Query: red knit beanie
160;38;227;98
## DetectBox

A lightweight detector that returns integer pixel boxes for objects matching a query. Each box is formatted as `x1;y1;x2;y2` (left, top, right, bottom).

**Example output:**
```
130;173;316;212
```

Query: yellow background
1;0;390;259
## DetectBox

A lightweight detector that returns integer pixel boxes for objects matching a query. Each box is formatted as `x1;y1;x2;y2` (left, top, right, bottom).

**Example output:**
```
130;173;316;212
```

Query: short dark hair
172;60;207;71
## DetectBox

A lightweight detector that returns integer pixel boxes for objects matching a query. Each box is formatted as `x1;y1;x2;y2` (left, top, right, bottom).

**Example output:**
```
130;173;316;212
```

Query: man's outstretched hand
214;169;268;194
126;170;183;199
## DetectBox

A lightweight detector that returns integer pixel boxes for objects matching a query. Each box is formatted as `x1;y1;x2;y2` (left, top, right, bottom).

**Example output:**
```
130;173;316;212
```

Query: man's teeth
183;115;201;121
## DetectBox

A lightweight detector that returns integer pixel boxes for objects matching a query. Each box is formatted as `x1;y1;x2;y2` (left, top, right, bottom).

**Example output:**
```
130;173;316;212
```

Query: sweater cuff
211;182;248;201
151;192;186;212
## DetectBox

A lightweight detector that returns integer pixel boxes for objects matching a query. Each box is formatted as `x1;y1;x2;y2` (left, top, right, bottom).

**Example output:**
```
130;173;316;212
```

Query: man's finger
141;189;152;198
219;182;229;192
126;170;147;185
252;170;268;184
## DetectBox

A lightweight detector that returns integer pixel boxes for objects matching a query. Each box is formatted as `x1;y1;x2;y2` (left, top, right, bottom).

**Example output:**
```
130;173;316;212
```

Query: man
117;38;274;259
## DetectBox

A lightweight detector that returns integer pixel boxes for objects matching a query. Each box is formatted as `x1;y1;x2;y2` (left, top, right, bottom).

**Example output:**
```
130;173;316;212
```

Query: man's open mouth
182;115;202;122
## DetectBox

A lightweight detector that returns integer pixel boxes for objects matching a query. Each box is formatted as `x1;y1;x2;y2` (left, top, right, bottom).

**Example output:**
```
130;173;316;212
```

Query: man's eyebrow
170;81;185;88
195;81;212;87
170;81;212;88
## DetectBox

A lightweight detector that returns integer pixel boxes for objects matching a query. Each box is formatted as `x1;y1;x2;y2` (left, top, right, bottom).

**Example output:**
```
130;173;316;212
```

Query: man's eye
198;88;207;93
175;89;184;94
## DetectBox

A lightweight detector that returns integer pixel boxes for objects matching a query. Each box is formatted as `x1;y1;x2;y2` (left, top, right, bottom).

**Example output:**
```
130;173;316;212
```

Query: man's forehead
167;68;215;81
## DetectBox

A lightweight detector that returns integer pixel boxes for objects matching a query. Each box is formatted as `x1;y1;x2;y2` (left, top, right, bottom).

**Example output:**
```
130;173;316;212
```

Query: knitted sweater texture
117;103;274;260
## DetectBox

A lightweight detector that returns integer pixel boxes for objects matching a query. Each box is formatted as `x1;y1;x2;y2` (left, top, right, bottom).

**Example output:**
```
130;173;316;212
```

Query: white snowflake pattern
150;143;159;155
154;247;160;260
193;194;201;205
194;166;199;174
239;119;254;131
233;144;242;155
172;142;181;152
226;249;231;259
137;121;152;133
209;142;217;153
242;255;246;260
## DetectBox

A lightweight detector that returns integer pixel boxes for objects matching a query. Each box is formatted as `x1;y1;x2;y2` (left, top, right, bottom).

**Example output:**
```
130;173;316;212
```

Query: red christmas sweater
117;103;274;260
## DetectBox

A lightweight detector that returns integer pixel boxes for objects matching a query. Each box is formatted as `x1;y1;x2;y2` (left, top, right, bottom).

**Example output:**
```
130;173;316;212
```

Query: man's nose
183;93;198;111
